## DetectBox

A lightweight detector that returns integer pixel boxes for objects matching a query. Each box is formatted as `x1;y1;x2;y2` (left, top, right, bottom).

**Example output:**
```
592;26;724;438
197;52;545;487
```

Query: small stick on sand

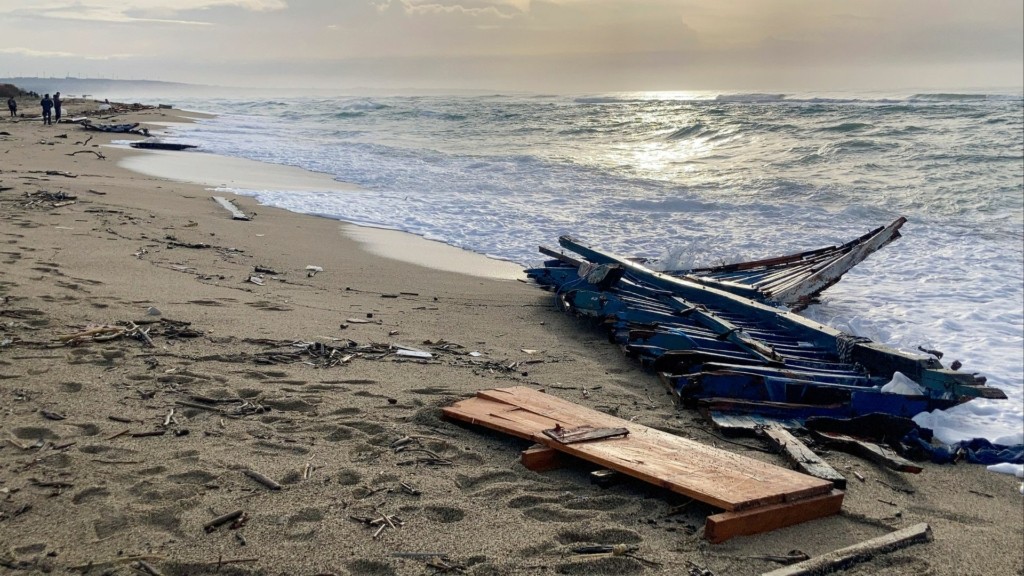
175;400;224;413
243;469;282;491
204;509;245;533
68;555;165;571
128;321;155;348
133;560;164;576
106;428;131;440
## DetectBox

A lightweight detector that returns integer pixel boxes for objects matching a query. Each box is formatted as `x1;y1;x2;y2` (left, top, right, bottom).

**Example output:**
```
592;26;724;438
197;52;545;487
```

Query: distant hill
0;77;220;100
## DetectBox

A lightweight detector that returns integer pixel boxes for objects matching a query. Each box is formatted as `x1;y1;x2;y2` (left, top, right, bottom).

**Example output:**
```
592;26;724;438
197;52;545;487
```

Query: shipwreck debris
213;195;250;220
444;386;843;542
526;231;1005;425
761;522;932;576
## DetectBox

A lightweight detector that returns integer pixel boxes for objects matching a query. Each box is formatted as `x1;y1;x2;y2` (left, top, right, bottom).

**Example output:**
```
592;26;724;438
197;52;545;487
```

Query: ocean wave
665;123;708;140
910;93;995;102
714;93;786;103
818;122;873;133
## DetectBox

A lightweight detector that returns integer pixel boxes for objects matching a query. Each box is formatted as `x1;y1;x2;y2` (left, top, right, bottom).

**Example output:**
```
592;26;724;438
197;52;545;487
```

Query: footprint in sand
420;505;466;524
327;407;361;417
72;423;101;436
246;300;292;312
12;426;58;441
260;397;319;413
346;560;397;576
409;386;455;396
72;486;111;505
93;512;130;539
555;526;643;545
166;470;219;485
334;469;362;485
456;470;521;491
59;381;84;393
553;555;646;575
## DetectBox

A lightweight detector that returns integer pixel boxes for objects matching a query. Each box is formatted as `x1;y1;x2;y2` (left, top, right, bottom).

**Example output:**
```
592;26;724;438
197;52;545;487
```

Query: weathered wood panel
444;386;836;512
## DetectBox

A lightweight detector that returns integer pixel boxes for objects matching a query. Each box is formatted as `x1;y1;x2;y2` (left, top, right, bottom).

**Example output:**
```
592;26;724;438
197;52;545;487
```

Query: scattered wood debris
213;195;250;220
761;523;932;576
55;318;201;347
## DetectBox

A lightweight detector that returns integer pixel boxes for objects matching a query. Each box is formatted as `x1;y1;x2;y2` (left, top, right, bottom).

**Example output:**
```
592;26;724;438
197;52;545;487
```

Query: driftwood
760;523;932;576
66;150;105;159
760;424;846;488
203;509;245;533
213;196;250;220
243;469;282;491
813;431;923;473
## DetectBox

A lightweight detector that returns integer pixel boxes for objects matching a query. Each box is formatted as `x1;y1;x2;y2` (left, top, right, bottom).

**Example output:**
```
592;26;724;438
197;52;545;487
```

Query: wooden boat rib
664;217;907;311
526;228;1005;421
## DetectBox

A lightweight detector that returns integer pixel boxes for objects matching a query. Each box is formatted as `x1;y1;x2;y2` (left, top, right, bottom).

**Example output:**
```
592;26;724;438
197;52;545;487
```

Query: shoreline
118;144;526;281
0;102;1021;576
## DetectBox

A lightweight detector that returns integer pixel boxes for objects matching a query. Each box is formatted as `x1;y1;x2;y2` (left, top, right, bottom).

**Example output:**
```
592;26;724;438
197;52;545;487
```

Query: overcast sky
1;0;1021;93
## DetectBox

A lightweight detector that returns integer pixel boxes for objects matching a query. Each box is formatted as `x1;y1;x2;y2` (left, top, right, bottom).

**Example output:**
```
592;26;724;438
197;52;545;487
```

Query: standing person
40;94;53;125
6;96;15;118
53;92;62;123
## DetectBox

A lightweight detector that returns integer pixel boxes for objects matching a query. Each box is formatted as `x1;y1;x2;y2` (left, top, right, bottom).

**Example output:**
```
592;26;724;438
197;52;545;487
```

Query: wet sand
0;100;1021;576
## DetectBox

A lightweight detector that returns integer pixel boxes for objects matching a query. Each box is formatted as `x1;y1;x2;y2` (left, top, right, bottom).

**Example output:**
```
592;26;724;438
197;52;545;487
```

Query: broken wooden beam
212;196;250;221
760;522;932;576
814;431;923;474
761;424;846;489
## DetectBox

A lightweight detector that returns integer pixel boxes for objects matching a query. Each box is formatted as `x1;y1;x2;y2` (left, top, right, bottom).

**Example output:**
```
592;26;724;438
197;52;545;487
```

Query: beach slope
0;104;1020;576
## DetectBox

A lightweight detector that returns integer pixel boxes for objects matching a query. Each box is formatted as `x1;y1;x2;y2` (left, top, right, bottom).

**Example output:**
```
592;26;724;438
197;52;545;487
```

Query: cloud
0;0;286;25
372;0;526;19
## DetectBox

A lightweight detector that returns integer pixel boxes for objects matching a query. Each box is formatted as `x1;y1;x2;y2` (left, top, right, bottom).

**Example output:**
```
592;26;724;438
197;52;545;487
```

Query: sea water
128;90;1023;446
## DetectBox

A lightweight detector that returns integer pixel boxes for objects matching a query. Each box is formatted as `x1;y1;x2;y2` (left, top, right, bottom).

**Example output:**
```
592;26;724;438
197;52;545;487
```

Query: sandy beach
1;101;1021;576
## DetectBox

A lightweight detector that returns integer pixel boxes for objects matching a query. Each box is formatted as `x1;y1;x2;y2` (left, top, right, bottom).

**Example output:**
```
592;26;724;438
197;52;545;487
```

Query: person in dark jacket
53;92;62;122
40;94;53;125
6;97;15;118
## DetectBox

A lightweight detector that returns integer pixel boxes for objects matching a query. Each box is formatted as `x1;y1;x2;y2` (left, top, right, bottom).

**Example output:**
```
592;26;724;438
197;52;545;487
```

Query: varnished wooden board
443;386;835;512
705;489;845;544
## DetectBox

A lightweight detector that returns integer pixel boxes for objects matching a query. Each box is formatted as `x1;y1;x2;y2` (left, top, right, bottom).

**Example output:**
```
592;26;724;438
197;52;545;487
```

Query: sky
0;0;1021;94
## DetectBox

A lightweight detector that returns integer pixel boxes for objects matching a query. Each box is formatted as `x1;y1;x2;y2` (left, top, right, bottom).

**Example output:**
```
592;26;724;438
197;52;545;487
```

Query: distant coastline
0;77;221;100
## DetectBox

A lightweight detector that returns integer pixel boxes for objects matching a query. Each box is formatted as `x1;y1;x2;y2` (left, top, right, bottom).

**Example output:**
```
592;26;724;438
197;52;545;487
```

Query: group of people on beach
39;92;61;125
6;91;63;123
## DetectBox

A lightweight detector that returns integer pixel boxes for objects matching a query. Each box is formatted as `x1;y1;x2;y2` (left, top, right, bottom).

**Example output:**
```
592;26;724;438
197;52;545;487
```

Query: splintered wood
443;386;844;542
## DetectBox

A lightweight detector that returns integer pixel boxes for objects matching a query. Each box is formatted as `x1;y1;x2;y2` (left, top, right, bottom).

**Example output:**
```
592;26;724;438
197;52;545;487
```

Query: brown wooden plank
704;489;844;544
443;387;834;512
520;444;564;471
762;424;847;489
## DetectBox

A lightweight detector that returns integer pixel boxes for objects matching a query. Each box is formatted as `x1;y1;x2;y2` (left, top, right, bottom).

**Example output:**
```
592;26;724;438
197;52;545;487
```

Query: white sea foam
142;91;1022;447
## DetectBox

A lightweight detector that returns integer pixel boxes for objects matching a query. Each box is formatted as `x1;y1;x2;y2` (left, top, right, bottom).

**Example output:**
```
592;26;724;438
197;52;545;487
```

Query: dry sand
1;101;1021;576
